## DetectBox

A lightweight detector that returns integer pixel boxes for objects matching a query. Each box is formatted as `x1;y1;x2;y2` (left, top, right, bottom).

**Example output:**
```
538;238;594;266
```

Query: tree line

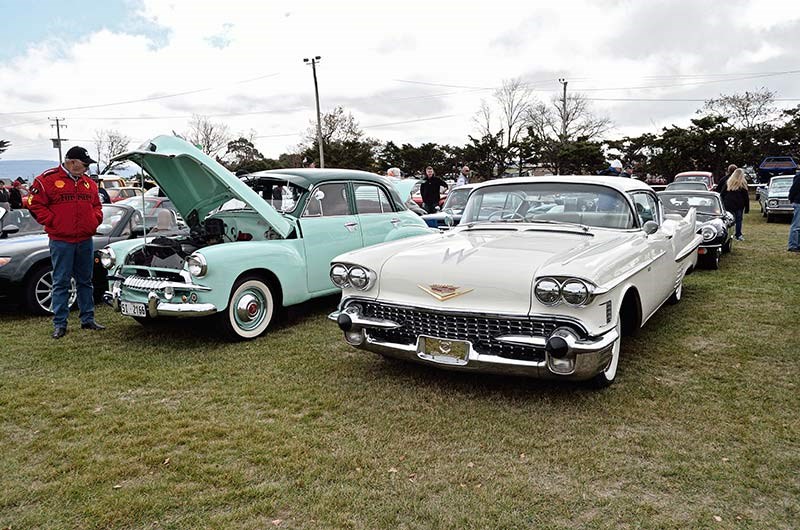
2;85;796;182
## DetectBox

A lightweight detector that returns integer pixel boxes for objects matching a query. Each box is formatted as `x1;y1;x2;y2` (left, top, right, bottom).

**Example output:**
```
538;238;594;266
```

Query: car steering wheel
487;209;525;221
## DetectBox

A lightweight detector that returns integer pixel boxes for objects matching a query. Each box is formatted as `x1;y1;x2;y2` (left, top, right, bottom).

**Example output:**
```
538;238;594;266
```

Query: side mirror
724;212;734;224
1;224;19;235
444;214;454;228
314;190;325;201
642;220;659;235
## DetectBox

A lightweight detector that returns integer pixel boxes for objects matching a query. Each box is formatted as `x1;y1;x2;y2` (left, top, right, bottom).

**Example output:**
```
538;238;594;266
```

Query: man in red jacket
28;146;105;338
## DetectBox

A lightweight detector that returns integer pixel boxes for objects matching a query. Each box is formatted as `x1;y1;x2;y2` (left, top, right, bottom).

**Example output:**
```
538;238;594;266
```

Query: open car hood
111;135;292;238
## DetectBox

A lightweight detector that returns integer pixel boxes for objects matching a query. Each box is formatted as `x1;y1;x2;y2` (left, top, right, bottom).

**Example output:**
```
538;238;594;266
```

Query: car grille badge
418;283;473;302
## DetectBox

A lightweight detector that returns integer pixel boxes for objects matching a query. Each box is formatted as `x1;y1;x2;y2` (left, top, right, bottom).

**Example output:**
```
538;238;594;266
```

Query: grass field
1;212;798;529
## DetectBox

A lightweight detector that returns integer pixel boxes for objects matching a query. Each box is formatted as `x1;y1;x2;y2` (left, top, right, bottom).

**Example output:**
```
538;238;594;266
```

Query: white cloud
2;0;800;162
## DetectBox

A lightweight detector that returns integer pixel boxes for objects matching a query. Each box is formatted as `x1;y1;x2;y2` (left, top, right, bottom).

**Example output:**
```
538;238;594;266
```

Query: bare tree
527;93;611;143
472;78;533;149
473;100;494;139
93;129;131;173
703;88;778;130
186;114;231;157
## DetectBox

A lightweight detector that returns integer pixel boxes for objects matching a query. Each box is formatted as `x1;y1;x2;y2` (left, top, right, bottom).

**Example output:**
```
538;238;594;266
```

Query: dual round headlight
330;264;374;290
99;247;116;269
701;226;717;241
186;253;208;277
534;277;591;307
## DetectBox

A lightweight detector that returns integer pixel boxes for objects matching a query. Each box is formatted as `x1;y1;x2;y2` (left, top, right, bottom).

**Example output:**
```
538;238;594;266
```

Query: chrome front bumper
104;285;217;318
329;305;618;380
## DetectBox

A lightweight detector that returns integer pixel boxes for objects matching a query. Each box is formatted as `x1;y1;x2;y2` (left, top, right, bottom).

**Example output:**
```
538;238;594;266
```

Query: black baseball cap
65;146;97;165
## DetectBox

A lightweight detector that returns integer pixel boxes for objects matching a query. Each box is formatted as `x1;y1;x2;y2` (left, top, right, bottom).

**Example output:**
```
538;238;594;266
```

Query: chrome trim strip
495;335;548;347
675;239;702;262
597;251;666;292
328;309;401;330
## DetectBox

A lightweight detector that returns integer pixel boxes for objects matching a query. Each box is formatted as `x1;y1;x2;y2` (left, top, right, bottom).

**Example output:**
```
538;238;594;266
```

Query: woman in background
723;168;750;241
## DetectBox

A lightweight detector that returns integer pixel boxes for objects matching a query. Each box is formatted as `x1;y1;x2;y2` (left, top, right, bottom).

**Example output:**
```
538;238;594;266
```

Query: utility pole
49;117;67;163
303;56;324;168
557;78;568;141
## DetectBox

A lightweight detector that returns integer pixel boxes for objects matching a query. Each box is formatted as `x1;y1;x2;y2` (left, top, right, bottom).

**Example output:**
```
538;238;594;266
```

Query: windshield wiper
527;219;591;232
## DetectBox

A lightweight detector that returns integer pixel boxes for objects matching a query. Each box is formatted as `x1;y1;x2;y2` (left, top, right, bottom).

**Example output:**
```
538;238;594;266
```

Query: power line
0;72;281;117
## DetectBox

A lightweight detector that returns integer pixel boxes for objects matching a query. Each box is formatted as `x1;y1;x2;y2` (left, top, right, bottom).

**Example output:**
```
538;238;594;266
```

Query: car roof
471;175;653;193
246;168;392;189
658;190;720;197
675;171;713;177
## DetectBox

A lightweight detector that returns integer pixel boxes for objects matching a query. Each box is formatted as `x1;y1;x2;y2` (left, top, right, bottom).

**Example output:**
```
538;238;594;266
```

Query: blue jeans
789;203;800;250
49;238;95;328
732;209;744;238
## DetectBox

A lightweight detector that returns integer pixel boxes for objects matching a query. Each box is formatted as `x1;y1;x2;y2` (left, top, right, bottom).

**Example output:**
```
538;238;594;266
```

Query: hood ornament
418;284;473;302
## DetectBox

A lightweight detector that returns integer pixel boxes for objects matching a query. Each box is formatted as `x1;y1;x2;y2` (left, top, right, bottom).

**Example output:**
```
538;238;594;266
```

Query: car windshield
667;182;707;191
443;188;470;211
96;204;130;235
0;207;44;236
214;180;304;215
117;197;165;214
675;175;710;183
770;178;793;192
461;182;636;229
661;194;722;215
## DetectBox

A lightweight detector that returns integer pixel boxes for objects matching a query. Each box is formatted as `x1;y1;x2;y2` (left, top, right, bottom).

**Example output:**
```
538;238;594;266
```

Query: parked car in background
421;183;478;229
759;175;795;222
0;203;147;314
101;135;432;340
673;171;714;190
107;187;143;203
659;190;733;269
330;175;701;387
665;181;708;192
98;175;127;189
0;206;45;239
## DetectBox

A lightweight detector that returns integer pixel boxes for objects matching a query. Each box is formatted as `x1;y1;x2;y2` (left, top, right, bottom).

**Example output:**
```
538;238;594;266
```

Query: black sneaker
81;321;106;331
52;327;67;339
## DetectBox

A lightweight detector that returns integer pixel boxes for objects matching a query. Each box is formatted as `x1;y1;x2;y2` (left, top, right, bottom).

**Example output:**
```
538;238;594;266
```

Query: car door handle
344;221;358;232
390;218;401;226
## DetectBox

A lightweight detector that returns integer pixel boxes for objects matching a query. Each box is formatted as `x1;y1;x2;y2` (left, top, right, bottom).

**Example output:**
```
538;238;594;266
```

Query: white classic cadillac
329;176;702;387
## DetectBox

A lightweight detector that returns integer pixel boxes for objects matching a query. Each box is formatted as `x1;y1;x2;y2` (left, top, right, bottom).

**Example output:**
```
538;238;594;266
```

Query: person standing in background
787;171;800;252
722;168;750;241
419;166;448;214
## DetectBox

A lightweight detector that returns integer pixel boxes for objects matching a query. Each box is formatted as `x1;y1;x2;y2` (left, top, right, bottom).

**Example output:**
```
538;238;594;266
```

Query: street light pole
558;78;568;141
303;56;324;168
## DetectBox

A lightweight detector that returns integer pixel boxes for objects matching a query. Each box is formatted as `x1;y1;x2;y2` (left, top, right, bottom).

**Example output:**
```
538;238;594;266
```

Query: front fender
194;241;307;308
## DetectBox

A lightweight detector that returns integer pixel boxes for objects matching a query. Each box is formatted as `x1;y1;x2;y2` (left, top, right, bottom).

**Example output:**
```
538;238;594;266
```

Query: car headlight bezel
186;253;208;278
534;277;561;306
701;226;717;242
330;264;350;288
768;199;778;207
534;276;597;307
561;279;590;307
99;247;116;269
348;266;370;290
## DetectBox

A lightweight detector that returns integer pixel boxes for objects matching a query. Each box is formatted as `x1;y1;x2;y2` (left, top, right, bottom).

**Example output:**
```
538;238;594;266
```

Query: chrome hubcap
234;289;268;331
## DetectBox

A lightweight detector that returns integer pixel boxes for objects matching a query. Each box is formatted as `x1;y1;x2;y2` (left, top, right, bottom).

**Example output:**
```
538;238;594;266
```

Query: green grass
1;212;798;529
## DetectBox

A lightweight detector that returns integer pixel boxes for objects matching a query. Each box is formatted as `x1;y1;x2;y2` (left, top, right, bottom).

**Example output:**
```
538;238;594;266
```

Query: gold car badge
418;283;473;302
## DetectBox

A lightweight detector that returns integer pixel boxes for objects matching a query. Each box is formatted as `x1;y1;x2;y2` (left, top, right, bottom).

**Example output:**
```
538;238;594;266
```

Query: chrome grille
357;301;583;361
123;275;185;292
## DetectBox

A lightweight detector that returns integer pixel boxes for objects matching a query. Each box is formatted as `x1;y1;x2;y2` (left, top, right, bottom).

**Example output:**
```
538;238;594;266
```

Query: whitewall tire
591;316;622;388
220;276;275;340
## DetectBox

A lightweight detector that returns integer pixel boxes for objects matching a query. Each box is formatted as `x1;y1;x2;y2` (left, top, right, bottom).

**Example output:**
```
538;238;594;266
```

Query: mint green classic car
99;135;431;339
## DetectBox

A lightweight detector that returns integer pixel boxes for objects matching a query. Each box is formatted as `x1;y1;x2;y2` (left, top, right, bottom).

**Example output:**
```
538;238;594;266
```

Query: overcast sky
2;0;800;163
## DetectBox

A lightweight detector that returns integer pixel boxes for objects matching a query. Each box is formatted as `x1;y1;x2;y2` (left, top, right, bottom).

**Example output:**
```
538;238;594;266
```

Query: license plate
120;301;147;317
417;336;470;365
